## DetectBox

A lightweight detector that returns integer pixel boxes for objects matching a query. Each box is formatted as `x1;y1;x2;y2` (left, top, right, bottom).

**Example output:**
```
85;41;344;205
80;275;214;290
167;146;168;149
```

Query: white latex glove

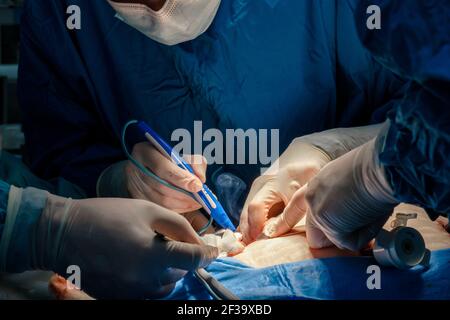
306;137;399;251
266;136;399;251
0;187;218;299
97;141;207;213
239;142;329;244
239;124;383;244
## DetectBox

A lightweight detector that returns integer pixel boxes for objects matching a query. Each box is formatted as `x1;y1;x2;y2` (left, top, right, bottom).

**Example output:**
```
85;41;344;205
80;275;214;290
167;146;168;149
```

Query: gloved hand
97;141;207;213
239;125;383;244
265;136;399;251
238;141;329;244
0;188;218;299
305;136;399;251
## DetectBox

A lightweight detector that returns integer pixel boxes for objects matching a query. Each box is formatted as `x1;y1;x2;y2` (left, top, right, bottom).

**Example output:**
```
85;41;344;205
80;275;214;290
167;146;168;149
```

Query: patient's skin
234;204;450;268
233;223;359;268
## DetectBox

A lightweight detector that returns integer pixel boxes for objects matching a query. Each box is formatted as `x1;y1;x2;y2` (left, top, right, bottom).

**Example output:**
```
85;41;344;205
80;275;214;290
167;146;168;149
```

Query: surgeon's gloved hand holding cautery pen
97;142;208;214
267;123;399;251
239;124;383;244
0;187;218;299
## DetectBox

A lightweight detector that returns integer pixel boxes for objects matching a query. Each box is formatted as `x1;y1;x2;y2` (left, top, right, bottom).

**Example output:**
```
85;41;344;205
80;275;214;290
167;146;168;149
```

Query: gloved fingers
305;212;334;249
238;202;252;243
237;217;249;243
263;184;309;238
183;154;207;183
128;168;201;212
246;180;284;242
149;206;203;245
343;215;390;252
164;241;219;270
278;163;321;200
135;142;203;193
142;181;202;213
238;176;271;239
306;212;389;251
181;211;215;233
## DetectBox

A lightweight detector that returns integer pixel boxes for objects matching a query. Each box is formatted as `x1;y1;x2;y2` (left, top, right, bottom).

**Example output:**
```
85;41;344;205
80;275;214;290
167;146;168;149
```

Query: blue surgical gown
355;0;450;218
18;0;406;197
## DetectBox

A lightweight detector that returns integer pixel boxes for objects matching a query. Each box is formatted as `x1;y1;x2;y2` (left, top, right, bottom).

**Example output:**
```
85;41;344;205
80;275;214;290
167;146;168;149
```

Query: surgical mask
108;0;221;46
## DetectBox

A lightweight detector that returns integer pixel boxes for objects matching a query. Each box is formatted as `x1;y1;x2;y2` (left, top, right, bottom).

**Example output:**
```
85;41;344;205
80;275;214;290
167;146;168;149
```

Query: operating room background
0;1;23;157
0;0;53;300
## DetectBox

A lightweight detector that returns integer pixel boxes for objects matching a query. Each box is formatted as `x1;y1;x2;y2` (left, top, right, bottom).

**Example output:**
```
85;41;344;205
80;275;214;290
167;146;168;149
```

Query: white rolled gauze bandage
202;230;244;257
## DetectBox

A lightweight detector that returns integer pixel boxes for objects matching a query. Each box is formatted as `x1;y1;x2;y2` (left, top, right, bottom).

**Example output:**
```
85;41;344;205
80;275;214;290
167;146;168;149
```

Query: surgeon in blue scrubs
248;0;450;251
3;0;448;299
18;0;406;227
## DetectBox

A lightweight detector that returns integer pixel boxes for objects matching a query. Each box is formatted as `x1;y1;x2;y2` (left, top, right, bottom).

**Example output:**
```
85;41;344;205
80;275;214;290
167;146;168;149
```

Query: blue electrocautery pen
136;121;236;231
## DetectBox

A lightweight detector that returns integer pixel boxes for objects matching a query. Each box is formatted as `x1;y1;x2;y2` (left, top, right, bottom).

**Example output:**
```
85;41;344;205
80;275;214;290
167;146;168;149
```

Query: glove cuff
33;194;74;272
0;186;49;272
359;138;398;207
299;124;384;161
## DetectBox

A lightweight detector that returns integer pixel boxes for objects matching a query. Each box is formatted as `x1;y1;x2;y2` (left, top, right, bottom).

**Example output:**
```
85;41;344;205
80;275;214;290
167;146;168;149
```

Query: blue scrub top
18;0;406;196
355;0;450;218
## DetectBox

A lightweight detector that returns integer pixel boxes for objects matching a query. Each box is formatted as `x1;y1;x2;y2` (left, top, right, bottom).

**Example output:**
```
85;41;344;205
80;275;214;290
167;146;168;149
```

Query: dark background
0;0;23;154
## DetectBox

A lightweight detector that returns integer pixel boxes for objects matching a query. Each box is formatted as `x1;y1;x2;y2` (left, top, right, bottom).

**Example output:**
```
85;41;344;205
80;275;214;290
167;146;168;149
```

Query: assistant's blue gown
355;0;450;218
